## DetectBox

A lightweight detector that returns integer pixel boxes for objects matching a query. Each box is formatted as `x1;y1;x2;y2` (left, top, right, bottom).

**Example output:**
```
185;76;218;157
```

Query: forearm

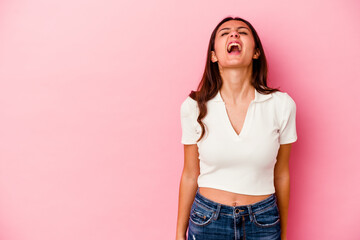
274;176;290;239
176;174;198;238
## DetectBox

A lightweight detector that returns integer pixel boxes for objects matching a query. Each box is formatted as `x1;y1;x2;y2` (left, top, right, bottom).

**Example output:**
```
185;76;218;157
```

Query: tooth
228;43;241;52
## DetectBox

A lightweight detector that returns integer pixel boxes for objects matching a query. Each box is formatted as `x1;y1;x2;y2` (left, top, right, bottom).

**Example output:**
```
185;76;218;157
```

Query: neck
218;65;254;105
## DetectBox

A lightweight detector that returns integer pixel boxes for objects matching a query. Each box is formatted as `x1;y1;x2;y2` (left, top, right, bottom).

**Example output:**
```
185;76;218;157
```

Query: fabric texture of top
180;88;297;195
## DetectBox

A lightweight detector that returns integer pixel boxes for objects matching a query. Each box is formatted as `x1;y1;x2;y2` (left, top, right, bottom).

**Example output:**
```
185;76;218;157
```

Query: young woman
176;16;297;240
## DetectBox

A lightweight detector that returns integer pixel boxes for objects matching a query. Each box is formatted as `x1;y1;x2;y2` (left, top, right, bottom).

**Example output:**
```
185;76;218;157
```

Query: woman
176;16;297;240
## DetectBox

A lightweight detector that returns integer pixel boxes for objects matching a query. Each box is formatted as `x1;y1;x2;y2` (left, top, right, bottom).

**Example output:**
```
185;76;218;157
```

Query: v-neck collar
211;88;272;103
210;88;272;140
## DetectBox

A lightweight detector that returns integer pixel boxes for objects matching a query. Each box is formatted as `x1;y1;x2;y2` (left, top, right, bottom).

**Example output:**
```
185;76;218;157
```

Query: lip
227;41;242;54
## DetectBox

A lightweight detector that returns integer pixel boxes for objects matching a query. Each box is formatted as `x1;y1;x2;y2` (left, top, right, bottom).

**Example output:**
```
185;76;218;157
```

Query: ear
253;48;261;59
211;51;218;62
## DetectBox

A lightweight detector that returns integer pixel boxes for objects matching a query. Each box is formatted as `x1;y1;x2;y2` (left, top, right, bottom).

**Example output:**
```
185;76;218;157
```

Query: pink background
1;0;359;239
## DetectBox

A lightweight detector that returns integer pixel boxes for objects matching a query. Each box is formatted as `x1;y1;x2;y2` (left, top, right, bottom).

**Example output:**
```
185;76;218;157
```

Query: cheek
214;39;226;52
214;45;227;58
244;38;256;50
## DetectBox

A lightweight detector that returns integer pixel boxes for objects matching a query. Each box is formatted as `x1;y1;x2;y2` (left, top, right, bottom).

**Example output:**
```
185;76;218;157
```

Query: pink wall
1;0;359;239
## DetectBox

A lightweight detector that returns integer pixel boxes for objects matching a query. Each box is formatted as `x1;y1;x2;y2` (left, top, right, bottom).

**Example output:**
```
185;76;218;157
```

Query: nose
230;31;239;38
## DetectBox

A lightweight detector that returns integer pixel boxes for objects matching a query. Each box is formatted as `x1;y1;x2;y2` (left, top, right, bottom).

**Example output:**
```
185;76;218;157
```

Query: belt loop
213;204;221;220
247;205;254;222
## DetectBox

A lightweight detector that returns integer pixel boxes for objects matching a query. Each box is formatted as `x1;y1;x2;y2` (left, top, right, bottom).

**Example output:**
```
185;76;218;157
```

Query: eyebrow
218;26;250;33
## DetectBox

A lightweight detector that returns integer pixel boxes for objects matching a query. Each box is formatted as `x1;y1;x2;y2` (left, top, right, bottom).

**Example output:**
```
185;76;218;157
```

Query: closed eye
221;32;247;36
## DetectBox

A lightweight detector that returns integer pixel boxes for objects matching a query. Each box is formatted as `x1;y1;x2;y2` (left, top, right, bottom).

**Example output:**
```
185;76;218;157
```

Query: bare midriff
199;187;273;207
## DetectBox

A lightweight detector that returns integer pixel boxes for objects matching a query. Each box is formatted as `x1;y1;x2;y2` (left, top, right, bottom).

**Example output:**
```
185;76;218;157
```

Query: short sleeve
279;93;298;144
180;97;199;145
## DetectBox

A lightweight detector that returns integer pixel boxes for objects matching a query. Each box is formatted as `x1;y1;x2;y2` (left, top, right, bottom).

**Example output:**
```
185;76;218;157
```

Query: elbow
181;171;199;182
274;174;290;182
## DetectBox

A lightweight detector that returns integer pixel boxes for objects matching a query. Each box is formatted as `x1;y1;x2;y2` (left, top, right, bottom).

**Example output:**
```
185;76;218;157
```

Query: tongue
230;46;240;53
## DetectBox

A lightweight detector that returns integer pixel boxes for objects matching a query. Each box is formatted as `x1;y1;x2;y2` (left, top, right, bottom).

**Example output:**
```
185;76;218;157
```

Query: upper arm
180;97;200;179
180;97;200;145
182;144;200;180
278;93;298;145
274;143;292;179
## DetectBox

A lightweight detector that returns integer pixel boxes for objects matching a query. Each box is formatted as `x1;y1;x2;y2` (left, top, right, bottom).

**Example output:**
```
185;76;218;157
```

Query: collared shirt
180;88;297;195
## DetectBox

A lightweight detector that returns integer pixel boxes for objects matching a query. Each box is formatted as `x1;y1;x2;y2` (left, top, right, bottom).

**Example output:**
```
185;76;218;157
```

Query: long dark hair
190;16;280;143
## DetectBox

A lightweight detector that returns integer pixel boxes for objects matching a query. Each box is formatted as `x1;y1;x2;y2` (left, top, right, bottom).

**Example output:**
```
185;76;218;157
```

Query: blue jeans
187;188;281;240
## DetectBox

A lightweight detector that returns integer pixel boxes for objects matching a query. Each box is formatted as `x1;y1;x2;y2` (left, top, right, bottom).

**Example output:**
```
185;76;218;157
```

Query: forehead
217;20;250;33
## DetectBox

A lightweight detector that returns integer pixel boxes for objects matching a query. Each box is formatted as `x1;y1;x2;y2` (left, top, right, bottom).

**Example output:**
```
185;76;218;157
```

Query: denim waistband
194;188;277;218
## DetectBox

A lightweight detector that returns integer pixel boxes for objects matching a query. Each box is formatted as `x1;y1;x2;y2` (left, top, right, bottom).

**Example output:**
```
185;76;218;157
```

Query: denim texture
187;188;281;240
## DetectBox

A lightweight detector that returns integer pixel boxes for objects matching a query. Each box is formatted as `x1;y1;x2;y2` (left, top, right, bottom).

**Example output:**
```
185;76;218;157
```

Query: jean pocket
189;201;215;226
253;203;280;228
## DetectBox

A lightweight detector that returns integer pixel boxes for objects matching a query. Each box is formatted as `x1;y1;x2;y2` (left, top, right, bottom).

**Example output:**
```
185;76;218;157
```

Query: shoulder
180;96;198;118
271;90;296;115
271;90;296;106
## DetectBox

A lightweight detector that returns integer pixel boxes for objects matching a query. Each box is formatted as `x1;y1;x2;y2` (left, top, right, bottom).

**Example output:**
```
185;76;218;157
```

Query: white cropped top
180;88;297;195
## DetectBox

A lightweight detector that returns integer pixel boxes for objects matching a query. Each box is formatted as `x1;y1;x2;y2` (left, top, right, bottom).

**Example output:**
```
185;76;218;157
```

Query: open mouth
227;43;242;55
